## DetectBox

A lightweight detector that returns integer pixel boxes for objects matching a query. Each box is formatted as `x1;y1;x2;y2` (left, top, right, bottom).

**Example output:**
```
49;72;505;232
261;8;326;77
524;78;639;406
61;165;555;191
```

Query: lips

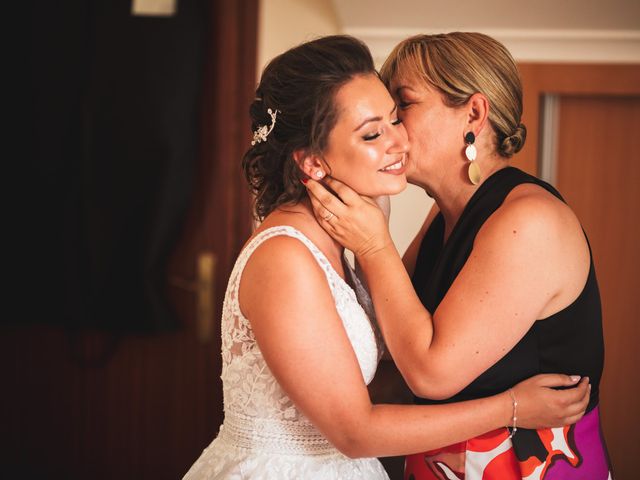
379;156;406;172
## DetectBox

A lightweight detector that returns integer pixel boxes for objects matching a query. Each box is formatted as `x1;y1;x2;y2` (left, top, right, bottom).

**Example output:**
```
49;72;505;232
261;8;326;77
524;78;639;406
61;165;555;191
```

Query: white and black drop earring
315;171;324;179
465;131;481;185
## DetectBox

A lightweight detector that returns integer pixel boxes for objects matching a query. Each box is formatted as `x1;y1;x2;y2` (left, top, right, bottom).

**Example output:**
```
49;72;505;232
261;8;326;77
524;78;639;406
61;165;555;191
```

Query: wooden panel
2;321;219;479
517;63;640;176
1;1;257;478
555;95;640;479
515;63;640;479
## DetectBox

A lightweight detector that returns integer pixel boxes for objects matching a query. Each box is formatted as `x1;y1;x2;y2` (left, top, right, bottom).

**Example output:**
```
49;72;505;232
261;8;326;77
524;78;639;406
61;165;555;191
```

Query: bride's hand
304;177;393;258
509;374;590;430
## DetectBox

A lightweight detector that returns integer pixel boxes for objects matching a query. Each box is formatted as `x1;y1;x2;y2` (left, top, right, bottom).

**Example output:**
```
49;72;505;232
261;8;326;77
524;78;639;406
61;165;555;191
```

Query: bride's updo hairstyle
243;35;376;220
381;32;527;159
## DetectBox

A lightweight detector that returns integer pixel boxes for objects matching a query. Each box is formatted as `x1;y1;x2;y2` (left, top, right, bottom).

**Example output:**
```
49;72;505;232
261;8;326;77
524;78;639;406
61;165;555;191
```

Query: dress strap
229;225;342;300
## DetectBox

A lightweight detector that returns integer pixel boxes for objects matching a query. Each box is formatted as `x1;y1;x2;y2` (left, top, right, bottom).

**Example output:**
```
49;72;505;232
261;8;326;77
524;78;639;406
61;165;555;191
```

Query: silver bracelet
507;388;518;439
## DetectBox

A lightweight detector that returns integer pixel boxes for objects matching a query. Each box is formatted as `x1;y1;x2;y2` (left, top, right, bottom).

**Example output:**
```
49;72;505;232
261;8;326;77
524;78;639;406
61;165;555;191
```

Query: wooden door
1;2;257;478
519;63;640;480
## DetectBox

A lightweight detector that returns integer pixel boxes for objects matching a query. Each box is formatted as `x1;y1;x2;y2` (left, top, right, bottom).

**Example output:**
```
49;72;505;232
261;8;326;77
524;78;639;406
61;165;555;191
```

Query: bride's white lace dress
183;226;389;479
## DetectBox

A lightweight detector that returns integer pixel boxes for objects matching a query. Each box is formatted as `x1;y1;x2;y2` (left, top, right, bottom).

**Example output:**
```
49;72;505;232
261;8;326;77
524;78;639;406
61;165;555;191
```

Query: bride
182;35;589;480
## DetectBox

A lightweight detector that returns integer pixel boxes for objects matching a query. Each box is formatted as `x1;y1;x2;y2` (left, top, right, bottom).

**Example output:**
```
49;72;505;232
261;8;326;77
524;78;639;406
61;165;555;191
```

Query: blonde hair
380;32;526;158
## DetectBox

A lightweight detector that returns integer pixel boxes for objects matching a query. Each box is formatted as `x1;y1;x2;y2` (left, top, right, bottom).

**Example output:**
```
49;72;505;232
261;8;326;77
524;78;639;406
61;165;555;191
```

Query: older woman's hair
380;32;526;158
243;35;376;220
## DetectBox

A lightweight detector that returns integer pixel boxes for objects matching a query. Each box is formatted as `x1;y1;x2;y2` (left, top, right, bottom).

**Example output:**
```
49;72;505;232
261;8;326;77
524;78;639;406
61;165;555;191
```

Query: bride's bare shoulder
238;223;333;323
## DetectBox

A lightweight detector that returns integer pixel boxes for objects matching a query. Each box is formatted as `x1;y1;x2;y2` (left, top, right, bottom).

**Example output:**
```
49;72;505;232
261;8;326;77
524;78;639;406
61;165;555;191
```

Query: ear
465;93;490;137
293;149;325;179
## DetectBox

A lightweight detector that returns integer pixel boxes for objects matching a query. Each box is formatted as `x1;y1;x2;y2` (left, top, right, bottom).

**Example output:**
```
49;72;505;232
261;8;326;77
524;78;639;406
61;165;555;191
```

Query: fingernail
570;375;581;382
301;178;308;185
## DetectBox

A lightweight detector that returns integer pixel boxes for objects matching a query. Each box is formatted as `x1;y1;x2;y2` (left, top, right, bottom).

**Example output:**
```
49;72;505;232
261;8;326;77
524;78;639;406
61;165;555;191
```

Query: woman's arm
305;178;589;399
240;235;589;458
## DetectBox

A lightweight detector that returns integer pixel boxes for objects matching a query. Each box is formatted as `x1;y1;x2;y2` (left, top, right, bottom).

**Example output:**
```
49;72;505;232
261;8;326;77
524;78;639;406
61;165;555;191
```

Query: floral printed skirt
404;406;612;480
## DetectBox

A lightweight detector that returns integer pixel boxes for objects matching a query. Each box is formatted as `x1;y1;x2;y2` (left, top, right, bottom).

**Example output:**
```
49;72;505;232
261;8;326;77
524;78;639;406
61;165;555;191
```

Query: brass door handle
170;251;217;343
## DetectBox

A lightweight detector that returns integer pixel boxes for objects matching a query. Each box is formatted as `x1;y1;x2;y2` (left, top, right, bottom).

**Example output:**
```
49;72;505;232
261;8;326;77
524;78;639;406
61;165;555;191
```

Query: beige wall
257;0;340;73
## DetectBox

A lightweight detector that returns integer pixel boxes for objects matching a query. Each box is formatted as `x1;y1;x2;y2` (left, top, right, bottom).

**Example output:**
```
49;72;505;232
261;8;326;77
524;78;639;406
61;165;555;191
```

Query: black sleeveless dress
405;167;612;480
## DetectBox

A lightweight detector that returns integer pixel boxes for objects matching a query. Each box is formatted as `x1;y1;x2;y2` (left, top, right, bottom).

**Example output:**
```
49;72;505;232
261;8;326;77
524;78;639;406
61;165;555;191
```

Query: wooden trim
348;28;640;66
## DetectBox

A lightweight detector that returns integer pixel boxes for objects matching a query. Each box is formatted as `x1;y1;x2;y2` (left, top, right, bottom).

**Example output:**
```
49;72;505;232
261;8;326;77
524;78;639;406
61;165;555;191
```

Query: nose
389;122;409;154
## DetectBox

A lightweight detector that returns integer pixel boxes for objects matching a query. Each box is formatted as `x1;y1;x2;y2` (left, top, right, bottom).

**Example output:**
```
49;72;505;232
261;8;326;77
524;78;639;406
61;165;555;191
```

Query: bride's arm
240;235;589;458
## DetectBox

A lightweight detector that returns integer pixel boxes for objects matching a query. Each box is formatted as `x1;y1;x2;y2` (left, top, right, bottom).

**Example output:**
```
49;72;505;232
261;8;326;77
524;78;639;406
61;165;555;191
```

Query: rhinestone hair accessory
251;108;280;145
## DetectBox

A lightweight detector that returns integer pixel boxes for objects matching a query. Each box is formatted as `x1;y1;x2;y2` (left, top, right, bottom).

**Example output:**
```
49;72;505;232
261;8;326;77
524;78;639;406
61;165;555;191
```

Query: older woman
306;32;611;479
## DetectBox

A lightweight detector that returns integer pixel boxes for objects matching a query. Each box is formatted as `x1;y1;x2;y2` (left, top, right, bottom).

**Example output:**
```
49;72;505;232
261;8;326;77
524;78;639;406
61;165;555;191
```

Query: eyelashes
362;118;403;141
363;132;381;141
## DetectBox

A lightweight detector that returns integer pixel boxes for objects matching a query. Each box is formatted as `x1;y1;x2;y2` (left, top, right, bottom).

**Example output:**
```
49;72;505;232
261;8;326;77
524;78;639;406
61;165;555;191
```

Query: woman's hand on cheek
304;177;393;258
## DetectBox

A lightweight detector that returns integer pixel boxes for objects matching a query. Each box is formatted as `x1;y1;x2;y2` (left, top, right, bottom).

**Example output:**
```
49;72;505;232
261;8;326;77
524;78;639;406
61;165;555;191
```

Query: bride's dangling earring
465;131;481;185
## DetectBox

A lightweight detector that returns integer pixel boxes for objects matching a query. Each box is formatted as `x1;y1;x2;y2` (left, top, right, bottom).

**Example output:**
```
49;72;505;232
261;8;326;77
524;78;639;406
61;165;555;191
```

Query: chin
360;178;408;197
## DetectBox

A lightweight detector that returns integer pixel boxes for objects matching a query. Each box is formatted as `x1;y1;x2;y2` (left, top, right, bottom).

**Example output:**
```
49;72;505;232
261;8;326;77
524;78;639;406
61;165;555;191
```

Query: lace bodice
183;226;388;479
222;225;381;425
